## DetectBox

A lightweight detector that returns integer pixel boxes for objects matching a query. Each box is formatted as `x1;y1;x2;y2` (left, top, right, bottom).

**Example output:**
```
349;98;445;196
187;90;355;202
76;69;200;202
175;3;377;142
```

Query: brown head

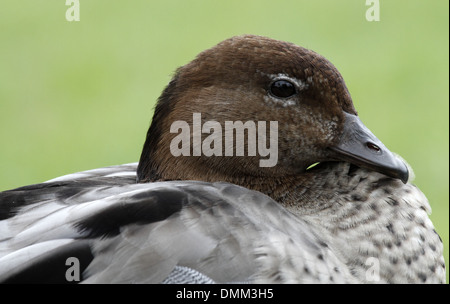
137;35;408;190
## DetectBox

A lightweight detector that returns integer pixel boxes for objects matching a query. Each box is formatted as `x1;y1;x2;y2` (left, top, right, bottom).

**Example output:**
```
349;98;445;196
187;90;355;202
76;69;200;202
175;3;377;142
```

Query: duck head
137;35;408;186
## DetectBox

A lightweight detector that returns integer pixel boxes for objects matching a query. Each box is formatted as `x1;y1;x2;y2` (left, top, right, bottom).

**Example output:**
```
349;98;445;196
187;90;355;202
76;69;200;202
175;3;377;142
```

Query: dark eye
270;80;297;98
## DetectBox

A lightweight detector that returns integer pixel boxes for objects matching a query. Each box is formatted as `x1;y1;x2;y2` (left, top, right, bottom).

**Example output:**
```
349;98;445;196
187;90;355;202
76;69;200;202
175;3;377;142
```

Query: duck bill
329;112;409;184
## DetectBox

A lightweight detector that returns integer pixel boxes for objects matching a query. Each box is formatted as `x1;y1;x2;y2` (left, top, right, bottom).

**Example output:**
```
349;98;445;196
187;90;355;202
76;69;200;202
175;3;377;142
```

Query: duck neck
139;154;335;213
232;170;336;214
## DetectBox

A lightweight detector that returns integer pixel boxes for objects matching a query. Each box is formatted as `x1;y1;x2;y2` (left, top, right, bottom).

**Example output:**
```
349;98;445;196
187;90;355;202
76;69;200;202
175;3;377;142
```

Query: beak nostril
366;142;381;152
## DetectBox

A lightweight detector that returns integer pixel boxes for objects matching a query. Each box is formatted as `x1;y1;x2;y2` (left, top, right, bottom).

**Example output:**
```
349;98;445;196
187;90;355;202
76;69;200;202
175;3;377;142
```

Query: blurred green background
0;0;448;282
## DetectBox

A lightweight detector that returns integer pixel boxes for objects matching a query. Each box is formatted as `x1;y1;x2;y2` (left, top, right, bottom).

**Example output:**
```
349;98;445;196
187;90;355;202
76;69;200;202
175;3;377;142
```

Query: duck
0;35;445;284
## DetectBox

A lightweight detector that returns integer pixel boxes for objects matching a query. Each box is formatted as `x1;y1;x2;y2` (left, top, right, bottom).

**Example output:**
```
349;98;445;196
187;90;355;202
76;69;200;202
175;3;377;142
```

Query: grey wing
0;165;352;283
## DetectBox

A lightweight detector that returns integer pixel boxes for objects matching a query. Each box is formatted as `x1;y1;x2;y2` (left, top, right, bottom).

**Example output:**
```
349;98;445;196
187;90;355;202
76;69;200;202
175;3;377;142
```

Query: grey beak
330;112;409;184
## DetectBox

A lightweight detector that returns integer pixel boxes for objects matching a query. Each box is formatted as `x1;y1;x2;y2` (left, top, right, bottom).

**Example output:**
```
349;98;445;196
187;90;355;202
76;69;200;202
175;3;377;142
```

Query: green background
0;0;448;282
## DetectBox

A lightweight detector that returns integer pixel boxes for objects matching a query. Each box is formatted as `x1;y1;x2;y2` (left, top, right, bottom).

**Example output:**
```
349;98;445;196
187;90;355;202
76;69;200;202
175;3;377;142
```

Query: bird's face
138;35;408;183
